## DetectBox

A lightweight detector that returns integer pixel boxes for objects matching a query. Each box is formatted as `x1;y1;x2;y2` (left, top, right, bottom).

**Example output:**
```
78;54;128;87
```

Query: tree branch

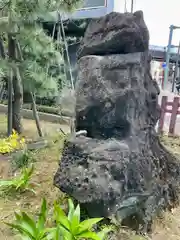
0;1;10;10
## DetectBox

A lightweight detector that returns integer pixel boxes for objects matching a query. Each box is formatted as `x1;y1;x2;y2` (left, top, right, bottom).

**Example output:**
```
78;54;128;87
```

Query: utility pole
164;25;180;89
172;41;180;92
131;0;134;13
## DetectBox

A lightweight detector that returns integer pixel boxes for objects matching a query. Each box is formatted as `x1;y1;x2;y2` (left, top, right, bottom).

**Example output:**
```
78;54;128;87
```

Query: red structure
158;96;180;135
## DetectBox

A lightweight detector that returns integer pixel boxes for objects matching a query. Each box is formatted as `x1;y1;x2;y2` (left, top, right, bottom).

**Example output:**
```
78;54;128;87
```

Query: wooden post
158;96;168;134
31;92;43;137
169;97;180;135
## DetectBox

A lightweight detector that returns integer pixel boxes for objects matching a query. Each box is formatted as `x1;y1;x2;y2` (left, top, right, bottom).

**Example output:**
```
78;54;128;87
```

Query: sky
125;0;180;47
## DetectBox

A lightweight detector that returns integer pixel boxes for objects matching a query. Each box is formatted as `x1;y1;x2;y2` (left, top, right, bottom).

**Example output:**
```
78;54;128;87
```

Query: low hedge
1;101;73;117
24;104;60;115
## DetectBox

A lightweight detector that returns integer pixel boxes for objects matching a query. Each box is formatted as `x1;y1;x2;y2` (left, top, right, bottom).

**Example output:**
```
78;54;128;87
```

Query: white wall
114;0;131;13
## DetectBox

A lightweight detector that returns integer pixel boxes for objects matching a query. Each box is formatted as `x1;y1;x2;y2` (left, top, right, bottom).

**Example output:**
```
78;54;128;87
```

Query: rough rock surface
75;53;160;139
54;11;180;231
77;11;149;59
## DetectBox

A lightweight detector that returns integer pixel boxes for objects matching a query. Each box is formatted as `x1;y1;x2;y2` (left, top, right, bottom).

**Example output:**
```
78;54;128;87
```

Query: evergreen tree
0;0;82;135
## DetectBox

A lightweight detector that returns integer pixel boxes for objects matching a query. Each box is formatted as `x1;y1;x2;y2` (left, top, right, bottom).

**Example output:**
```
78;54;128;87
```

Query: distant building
49;0;128;21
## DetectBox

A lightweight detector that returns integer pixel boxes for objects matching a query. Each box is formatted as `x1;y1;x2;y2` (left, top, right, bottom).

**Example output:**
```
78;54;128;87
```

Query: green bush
11;149;36;170
36;105;60;115
22;104;60;115
1;101;73;117
4;198;112;240
0;165;36;194
33;105;73;117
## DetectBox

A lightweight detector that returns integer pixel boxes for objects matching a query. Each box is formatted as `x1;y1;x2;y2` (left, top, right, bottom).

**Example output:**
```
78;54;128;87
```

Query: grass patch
0;142;64;239
0;114;69;239
0;114;69;140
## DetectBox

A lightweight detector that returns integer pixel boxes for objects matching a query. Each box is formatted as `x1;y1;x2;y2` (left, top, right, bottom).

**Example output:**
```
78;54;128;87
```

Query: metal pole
172;41;180;92
58;12;74;90
131;0;134;13
164;25;174;90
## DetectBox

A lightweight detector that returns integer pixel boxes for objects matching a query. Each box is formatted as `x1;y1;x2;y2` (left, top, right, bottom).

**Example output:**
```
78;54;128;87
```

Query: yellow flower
0;132;26;154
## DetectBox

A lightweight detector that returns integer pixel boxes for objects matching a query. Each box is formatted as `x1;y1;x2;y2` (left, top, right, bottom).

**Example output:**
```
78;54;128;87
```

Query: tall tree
0;0;82;135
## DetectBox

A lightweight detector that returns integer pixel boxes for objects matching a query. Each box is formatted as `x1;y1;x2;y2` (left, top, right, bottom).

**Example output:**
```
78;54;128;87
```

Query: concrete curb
0;104;70;125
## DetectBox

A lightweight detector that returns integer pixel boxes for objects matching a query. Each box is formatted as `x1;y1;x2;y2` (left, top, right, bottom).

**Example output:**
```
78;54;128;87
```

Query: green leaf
76;218;103;234
10;165;34;191
47;226;72;240
14;212;23;222
59;226;73;240
67;199;75;221
3;222;35;239
76;230;101;240
97;227;112;239
23;165;34;182
15;179;25;190
54;226;61;240
21;212;37;237
37;198;47;231
38;229;50;240
46;227;57;240
71;204;80;234
0;180;14;187
54;202;70;231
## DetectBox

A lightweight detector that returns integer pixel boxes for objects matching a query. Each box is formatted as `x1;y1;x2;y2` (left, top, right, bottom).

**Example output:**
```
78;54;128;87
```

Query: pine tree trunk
0;84;4;102
0;38;5;103
0;37;11;135
31;92;43;137
8;34;23;134
12;67;23;134
7;70;13;136
7;34;14;136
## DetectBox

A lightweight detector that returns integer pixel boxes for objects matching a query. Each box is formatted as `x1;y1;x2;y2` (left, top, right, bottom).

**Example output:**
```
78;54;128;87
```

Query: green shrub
22;104;60;115
1;101;73;117
36;105;60;115
35;105;72;117
0;165;37;194
53;198;112;239
4;198;112;240
11;149;36;170
4;198;49;240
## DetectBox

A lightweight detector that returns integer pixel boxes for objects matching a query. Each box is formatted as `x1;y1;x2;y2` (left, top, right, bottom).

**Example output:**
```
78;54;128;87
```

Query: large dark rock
54;11;180;232
54;52;180;230
77;11;149;59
